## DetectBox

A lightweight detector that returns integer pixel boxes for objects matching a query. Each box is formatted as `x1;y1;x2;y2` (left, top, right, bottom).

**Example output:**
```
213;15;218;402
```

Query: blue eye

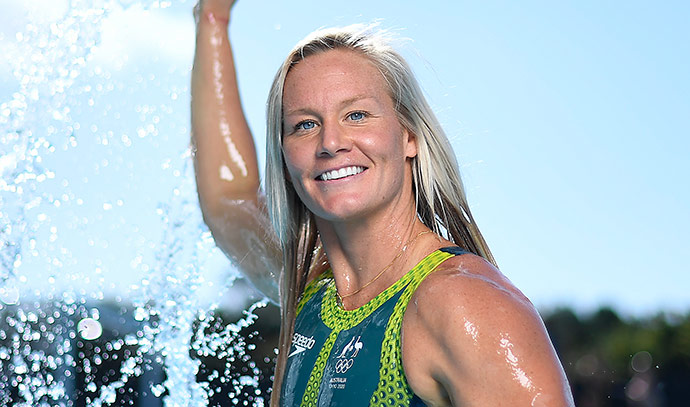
348;111;365;121
295;120;316;131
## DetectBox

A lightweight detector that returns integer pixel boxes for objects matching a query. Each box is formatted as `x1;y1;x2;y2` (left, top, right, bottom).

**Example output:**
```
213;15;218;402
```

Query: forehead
282;49;392;108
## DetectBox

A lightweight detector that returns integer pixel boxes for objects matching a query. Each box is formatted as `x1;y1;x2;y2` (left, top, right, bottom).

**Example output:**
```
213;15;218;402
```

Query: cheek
282;160;313;207
281;141;297;169
281;143;305;184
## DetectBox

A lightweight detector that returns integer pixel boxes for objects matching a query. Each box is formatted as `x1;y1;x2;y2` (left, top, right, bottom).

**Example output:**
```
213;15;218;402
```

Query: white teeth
319;166;364;181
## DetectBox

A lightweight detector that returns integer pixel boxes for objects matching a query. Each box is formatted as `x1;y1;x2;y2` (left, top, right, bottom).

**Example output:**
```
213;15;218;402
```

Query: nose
318;122;351;157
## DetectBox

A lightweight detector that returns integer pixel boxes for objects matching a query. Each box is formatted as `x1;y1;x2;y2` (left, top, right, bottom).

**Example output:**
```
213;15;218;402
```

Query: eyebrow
338;95;377;109
283;95;378;117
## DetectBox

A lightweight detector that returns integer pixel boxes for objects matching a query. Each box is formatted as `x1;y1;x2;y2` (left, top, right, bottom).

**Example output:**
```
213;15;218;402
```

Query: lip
315;165;368;181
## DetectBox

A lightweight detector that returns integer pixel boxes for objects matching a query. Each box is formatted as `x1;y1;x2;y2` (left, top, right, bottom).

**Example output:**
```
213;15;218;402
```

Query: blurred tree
543;307;690;407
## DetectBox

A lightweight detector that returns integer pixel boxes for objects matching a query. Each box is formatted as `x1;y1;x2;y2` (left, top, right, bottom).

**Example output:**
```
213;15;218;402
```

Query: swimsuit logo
333;335;363;374
334;358;354;373
288;332;315;358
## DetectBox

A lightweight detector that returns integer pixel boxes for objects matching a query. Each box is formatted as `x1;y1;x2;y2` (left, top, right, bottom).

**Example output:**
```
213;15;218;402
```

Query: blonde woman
192;1;575;405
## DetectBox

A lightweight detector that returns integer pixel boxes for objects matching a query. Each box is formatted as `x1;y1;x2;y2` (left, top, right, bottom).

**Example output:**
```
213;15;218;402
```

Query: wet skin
280;49;574;406
401;253;575;406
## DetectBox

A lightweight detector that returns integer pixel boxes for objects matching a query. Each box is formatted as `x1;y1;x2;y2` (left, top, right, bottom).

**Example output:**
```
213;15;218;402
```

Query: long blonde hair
264;24;496;405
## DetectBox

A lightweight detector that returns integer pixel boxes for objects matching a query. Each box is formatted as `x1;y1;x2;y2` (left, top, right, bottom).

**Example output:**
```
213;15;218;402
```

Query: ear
403;128;418;159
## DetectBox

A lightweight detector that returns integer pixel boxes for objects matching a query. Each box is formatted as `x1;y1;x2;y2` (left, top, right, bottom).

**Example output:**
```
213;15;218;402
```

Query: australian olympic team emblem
334;335;363;374
334;358;353;373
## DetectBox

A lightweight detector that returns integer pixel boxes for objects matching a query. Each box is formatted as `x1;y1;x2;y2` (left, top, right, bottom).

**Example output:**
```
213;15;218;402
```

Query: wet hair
264;24;495;404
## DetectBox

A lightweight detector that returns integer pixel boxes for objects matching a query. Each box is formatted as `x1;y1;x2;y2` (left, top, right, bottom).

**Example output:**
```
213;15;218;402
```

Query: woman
192;1;575;406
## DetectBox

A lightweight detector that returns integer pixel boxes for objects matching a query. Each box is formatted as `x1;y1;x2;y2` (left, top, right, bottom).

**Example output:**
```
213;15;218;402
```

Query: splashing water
0;1;270;405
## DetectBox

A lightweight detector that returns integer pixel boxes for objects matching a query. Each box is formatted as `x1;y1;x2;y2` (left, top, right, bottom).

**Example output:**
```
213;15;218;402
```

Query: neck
316;204;440;309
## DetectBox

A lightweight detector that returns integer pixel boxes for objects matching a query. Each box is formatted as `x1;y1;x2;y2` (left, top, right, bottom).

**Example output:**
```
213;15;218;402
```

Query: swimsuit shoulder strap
296;270;333;316
368;246;469;406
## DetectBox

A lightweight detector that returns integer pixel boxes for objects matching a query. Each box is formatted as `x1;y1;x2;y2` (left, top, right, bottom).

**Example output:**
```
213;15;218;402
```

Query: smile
317;166;366;181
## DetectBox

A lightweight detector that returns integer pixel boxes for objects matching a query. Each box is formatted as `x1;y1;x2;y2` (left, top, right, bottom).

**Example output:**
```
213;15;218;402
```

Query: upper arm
402;255;574;407
203;194;282;304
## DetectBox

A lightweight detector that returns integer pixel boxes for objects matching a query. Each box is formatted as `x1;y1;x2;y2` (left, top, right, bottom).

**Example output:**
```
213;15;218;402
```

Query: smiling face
281;49;418;224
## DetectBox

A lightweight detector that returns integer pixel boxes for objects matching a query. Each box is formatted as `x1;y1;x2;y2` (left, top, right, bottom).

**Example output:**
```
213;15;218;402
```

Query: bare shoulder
404;253;541;368
402;253;574;406
414;253;534;322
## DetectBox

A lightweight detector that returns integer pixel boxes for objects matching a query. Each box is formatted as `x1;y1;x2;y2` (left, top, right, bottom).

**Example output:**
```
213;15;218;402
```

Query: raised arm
191;0;281;302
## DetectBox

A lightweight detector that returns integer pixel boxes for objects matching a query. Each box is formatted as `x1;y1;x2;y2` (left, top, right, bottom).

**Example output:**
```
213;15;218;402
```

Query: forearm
191;7;260;216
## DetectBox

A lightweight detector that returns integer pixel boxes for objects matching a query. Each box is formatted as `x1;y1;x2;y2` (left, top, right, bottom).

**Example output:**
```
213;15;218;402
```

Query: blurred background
1;0;688;406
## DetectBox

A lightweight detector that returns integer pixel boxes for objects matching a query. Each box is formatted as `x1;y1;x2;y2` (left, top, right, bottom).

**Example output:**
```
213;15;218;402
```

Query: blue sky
1;0;688;317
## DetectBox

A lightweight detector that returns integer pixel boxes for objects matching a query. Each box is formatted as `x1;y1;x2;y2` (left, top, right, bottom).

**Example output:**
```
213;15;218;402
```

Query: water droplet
0;287;20;305
77;318;102;340
631;350;653;373
134;307;148;321
151;383;165;397
239;375;258;387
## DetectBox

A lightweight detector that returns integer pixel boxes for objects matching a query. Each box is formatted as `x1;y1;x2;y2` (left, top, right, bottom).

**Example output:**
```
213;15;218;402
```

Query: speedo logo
288;332;315;358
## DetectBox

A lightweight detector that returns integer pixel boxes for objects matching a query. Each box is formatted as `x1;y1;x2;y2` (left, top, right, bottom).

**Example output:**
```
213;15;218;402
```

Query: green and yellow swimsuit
280;247;468;406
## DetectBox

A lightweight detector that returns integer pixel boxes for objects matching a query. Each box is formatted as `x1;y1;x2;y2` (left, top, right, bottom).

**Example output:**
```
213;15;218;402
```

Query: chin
310;198;373;222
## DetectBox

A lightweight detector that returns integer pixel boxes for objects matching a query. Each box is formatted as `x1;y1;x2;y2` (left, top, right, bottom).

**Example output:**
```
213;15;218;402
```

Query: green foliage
543;307;690;407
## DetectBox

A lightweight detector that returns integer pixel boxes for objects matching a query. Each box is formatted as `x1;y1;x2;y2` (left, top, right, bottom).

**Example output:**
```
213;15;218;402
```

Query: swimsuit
280;247;468;406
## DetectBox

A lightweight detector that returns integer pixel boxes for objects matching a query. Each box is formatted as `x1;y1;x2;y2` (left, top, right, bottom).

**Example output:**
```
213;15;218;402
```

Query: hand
193;0;238;24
